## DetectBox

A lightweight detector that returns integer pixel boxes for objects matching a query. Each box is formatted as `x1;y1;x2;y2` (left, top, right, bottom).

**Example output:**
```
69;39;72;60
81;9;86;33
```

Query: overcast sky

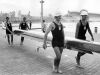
0;0;100;16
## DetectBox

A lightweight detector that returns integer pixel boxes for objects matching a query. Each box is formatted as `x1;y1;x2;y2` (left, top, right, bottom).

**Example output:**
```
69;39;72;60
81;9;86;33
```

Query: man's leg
76;52;86;66
53;47;63;73
6;34;10;45
11;34;13;45
30;25;31;29
20;36;24;45
56;47;63;69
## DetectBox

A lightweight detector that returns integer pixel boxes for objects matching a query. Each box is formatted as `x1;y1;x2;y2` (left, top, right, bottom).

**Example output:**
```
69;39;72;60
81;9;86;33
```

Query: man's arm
75;22;80;38
5;22;8;29
26;22;30;30
87;24;94;41
42;23;47;33
1;22;5;28
43;23;54;49
5;22;13;34
19;23;21;29
10;22;13;31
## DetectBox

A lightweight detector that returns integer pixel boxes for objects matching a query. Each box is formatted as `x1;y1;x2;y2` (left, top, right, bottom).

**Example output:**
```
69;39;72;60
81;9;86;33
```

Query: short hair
6;17;9;20
23;17;26;20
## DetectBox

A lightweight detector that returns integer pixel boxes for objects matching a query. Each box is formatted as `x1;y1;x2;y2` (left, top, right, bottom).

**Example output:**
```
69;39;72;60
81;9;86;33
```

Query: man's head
6;17;9;21
54;12;62;22
80;9;88;21
23;17;26;22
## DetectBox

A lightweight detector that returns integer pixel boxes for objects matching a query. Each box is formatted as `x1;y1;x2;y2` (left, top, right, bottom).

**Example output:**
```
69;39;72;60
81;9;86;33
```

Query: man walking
5;17;13;46
19;17;29;45
75;9;94;67
43;12;65;73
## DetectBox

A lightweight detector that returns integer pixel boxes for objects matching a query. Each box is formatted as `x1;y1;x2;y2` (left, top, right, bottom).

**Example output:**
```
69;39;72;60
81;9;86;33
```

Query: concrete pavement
0;28;100;75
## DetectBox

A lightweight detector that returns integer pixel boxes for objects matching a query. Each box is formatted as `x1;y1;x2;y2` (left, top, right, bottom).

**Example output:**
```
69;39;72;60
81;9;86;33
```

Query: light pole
40;0;44;30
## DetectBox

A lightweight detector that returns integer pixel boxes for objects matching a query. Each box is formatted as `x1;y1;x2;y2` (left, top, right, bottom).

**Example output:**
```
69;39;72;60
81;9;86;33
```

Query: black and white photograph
0;0;100;75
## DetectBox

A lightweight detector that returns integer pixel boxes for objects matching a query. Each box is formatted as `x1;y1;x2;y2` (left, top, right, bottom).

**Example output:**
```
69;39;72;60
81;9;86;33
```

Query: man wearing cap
75;9;94;67
19;17;29;45
43;13;65;73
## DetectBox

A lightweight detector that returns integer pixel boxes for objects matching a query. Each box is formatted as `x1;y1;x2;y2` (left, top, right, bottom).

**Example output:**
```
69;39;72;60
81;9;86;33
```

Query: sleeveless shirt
51;22;64;47
77;20;89;39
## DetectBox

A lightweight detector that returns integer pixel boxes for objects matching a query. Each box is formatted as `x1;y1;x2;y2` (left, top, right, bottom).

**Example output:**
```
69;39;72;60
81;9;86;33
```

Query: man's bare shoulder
77;21;81;26
49;22;55;28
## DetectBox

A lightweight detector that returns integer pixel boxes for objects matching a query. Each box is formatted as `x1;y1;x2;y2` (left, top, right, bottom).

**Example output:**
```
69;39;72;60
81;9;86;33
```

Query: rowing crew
3;9;94;74
43;9;94;73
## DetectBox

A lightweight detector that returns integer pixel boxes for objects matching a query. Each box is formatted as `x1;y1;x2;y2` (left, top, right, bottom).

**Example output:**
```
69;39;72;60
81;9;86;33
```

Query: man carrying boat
75;9;94;67
19;17;29;45
43;12;65;74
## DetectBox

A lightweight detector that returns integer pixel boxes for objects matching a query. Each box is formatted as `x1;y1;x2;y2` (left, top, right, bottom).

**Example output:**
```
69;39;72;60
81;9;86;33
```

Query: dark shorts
52;40;64;48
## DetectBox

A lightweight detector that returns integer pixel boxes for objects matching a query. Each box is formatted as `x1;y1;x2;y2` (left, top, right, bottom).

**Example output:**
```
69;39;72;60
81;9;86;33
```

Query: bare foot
76;65;84;69
53;69;63;74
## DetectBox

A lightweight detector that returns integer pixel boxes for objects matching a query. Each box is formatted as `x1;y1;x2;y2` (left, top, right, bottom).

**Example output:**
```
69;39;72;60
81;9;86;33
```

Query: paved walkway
0;28;100;75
